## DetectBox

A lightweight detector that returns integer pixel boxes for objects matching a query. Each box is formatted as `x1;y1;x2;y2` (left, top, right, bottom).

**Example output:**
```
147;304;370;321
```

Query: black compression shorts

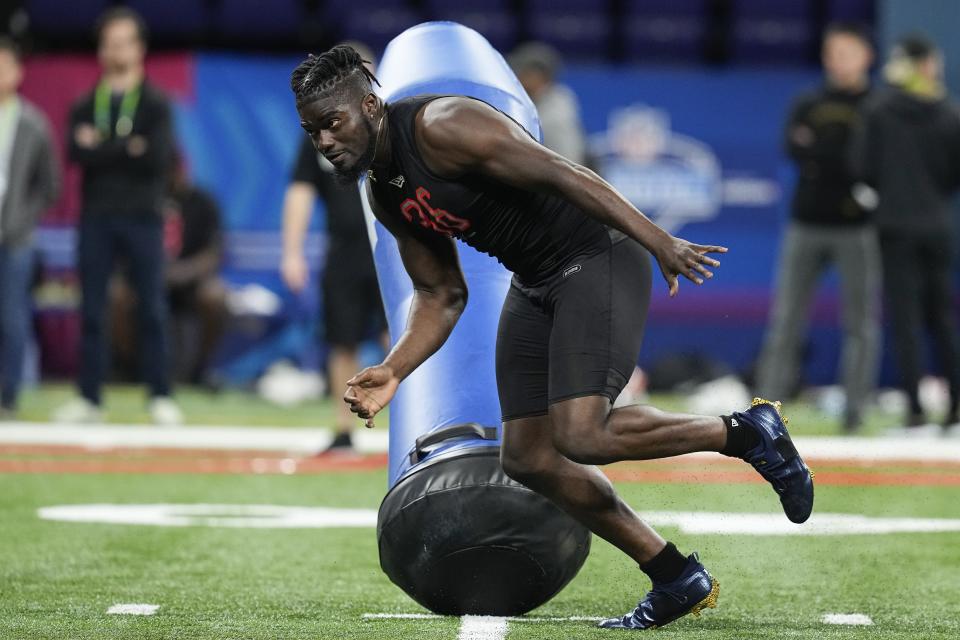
495;237;653;422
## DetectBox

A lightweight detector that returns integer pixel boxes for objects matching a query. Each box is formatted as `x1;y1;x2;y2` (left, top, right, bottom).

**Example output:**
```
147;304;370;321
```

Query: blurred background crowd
2;0;960;449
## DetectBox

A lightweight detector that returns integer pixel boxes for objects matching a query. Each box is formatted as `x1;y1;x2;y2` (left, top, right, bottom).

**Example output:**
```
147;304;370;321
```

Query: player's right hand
281;252;309;292
344;364;400;429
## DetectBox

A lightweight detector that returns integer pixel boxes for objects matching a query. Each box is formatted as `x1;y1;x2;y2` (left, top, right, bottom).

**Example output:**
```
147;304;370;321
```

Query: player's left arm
416;97;726;296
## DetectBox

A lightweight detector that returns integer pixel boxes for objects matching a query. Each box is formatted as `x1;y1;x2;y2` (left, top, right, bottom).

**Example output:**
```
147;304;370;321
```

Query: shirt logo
389;175;406;188
563;264;582;278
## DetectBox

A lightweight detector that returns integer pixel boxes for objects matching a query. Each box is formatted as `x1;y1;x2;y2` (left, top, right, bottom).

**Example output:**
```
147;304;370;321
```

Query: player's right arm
280;181;316;291
343;180;468;427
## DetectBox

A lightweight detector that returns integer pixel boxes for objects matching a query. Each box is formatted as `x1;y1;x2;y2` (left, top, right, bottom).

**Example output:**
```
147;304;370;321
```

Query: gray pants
756;223;881;417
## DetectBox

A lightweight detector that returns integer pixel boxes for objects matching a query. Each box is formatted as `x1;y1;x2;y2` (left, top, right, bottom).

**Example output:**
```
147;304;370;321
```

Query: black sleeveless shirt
368;95;612;283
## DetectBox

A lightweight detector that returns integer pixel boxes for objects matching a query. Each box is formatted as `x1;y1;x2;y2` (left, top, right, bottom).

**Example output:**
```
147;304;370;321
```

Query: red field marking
4;444;960;485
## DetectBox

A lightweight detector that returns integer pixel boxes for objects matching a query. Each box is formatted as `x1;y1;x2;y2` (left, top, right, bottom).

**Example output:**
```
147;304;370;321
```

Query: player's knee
552;422;604;465
548;398;610;462
500;448;552;486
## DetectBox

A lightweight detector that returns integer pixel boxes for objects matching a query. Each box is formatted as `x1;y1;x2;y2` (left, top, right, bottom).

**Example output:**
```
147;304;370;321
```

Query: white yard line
792;436;960;462
0;422;388;454
106;603;159;616
363;613;443;620
364;613;601;622
822;613;874;625
513;616;601;622
457;616;509;640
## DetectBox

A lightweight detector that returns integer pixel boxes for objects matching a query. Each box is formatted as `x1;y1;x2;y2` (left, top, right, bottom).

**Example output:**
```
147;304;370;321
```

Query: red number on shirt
400;187;471;236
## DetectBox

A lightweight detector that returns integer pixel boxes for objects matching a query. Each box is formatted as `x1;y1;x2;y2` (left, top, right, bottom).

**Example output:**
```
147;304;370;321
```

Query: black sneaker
319;431;353;455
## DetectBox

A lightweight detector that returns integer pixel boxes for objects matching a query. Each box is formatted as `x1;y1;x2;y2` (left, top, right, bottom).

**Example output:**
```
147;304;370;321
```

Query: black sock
719;414;760;458
640;542;688;584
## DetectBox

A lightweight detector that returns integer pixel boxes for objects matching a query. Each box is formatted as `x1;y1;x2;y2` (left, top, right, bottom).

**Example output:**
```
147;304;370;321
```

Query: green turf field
14;384;341;428
2;466;959;639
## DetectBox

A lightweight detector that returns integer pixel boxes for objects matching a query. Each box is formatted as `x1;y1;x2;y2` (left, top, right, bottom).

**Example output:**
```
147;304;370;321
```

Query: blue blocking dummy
367;22;591;616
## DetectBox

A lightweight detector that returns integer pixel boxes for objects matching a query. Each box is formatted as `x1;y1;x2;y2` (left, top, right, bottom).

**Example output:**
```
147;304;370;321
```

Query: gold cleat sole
644;578;720;631
690;577;720;617
751;397;788;424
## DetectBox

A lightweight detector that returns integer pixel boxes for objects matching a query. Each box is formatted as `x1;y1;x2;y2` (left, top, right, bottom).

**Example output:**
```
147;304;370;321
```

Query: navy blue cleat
733;398;814;524
598;553;719;631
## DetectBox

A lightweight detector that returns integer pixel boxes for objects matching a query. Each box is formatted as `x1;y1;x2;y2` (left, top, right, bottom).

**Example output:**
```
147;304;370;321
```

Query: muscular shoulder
416;97;506;174
418;97;494;144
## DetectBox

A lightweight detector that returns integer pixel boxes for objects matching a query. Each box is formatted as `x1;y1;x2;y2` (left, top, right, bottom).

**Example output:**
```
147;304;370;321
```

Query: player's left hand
344;364;400;428
655;237;727;298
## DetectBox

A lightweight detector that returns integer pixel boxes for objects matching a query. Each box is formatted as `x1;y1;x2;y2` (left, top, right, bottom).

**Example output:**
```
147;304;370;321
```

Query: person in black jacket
756;23;879;432
111;157;227;388
53;7;182;426
851;34;960;433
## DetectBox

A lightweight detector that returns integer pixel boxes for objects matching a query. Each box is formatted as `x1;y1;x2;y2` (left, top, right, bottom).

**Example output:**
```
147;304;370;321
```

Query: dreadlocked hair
291;45;381;106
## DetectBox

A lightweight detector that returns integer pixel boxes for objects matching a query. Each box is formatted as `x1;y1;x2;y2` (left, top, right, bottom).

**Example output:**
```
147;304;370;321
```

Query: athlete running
292;45;814;630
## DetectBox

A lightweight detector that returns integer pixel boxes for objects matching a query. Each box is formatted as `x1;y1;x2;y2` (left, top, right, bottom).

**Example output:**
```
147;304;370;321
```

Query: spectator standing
0;37;60;419
756;24;879;432
53;7;181;425
281;45;387;453
851;34;960;433
509;42;587;164
112;158;227;387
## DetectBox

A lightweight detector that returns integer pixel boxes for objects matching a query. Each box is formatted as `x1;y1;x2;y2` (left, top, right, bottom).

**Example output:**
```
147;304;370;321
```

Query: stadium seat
525;0;613;61
730;0;814;65
423;0;518;53
126;0;212;41
216;0;304;41
624;0;707;63
325;0;423;54
25;0;109;37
